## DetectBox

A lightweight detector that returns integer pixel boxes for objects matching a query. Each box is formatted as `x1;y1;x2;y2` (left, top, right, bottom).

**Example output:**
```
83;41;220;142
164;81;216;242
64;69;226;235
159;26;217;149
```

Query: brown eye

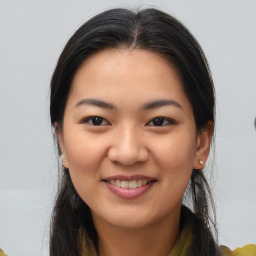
83;116;109;126
152;117;165;126
147;117;176;127
91;116;104;125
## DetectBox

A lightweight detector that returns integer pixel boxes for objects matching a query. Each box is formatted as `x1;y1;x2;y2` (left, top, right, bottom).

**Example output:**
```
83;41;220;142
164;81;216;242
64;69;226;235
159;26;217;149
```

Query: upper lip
102;175;157;181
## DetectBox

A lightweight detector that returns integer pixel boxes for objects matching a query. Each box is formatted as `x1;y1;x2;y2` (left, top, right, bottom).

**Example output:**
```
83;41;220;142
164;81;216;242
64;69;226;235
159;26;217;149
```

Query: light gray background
0;0;256;255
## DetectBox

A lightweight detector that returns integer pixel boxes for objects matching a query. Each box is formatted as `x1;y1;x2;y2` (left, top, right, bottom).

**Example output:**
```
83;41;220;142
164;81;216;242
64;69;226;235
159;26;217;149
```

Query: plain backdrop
0;0;256;255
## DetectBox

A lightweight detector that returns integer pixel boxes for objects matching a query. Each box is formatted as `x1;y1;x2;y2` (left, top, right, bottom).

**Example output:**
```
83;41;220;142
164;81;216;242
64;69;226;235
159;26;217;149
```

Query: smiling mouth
103;179;156;189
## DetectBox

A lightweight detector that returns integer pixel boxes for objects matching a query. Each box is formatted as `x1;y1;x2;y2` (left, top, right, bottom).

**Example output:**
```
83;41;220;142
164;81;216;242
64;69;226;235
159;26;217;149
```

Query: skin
56;49;213;256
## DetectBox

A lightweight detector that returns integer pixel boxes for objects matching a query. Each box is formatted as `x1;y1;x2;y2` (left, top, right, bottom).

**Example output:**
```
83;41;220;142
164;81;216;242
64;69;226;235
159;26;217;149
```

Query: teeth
108;179;150;189
128;180;137;188
116;180;121;187
121;181;128;188
137;180;142;187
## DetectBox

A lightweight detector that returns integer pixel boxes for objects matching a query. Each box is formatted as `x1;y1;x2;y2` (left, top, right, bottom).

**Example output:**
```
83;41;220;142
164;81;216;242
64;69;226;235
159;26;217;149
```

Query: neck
93;210;181;256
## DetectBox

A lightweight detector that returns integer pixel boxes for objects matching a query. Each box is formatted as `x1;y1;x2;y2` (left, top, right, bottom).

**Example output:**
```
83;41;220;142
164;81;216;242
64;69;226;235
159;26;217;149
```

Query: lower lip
104;182;155;199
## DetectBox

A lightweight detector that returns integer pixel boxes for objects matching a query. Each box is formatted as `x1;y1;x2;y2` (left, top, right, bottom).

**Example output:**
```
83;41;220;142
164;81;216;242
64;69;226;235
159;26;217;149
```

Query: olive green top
1;243;256;255
1;211;255;256
0;249;6;256
80;222;256;256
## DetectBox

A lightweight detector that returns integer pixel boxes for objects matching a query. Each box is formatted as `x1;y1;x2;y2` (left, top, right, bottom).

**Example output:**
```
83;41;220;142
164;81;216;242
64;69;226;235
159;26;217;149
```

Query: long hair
50;8;218;256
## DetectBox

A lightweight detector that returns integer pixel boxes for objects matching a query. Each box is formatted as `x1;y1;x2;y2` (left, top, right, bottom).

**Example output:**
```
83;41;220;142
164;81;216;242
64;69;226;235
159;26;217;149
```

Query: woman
1;7;255;256
2;7;254;256
48;8;256;256
0;7;255;256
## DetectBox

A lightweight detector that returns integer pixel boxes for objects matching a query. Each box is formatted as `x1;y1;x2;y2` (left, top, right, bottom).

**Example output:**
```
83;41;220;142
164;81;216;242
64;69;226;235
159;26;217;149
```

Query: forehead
67;48;191;111
73;48;182;84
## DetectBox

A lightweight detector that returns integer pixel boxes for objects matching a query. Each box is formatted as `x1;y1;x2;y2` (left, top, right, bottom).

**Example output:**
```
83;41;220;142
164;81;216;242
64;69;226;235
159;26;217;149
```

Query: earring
198;159;204;165
61;158;68;168
61;155;67;165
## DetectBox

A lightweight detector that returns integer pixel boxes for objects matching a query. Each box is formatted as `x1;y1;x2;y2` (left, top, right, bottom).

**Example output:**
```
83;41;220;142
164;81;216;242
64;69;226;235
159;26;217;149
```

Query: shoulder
0;248;7;256
221;244;256;256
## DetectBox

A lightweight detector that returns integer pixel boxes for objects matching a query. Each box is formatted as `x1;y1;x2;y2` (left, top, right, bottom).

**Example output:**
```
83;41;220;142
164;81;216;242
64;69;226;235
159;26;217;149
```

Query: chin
109;216;154;230
101;207;165;230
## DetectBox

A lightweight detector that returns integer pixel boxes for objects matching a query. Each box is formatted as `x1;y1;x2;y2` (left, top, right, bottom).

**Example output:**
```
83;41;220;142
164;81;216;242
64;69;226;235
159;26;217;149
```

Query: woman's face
57;49;211;230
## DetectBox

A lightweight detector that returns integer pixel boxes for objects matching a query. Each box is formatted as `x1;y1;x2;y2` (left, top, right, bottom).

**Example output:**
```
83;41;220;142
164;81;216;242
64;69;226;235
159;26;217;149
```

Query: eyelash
81;116;109;126
146;117;177;127
81;116;177;127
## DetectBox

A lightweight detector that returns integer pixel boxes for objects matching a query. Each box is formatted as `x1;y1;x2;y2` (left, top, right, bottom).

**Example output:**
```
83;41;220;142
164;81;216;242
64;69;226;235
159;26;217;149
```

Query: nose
108;126;149;166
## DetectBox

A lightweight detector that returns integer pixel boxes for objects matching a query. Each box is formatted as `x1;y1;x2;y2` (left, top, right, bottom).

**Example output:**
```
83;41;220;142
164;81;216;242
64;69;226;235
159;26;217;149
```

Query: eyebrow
75;98;183;110
75;99;115;109
141;99;183;110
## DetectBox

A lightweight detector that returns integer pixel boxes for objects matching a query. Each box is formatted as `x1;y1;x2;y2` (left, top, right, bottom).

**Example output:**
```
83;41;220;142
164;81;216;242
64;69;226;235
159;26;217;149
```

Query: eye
82;116;109;126
147;117;176;127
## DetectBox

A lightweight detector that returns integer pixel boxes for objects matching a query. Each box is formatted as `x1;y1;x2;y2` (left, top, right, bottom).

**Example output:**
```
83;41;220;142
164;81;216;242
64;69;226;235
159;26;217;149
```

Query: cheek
152;132;196;172
64;130;105;175
63;133;105;204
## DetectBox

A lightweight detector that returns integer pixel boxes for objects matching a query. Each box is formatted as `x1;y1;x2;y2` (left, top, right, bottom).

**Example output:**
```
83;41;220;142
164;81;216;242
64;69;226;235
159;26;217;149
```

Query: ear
54;121;69;168
193;121;214;170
